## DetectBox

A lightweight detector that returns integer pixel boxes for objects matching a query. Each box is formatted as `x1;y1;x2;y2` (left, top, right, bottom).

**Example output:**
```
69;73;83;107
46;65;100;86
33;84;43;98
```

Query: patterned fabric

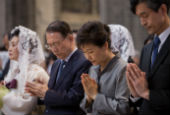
108;24;136;62
1;26;49;115
5;26;45;93
56;60;66;82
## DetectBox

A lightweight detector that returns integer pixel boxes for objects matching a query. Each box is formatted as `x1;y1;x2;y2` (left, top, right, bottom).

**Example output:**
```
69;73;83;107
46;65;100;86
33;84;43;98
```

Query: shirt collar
63;48;78;62
156;26;170;45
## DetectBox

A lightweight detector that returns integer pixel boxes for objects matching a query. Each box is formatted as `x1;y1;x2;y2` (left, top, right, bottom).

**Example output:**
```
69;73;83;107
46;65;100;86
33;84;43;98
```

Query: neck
100;50;115;72
70;45;77;54
70;41;77;53
157;16;170;35
63;45;76;60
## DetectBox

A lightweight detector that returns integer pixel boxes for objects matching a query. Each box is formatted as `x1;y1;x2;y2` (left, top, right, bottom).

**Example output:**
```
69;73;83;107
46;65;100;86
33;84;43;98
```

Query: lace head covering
108;24;136;62
5;26;45;93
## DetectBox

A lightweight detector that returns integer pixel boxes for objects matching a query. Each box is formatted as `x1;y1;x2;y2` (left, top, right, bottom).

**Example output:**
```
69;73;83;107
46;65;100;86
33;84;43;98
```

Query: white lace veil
108;24;136;62
5;26;45;94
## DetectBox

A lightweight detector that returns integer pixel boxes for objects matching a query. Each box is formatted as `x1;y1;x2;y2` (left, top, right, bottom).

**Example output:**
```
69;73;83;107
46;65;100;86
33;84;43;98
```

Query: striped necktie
56;60;66;81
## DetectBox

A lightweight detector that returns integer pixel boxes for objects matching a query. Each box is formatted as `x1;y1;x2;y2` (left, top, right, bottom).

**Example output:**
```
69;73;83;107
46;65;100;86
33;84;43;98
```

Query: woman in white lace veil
1;26;49;115
108;24;136;62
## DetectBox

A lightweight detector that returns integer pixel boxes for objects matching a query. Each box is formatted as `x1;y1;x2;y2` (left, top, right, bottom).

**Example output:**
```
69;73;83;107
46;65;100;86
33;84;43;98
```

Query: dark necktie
151;36;160;67
56;60;66;81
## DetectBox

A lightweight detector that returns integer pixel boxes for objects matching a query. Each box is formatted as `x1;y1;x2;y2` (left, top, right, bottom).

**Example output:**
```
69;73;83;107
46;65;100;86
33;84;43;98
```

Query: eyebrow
85;48;93;51
139;12;147;16
82;49;92;53
11;42;18;44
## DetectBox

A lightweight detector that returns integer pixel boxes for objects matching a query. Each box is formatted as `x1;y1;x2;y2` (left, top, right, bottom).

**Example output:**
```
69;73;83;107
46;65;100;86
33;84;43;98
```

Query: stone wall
0;0;6;46
99;0;148;53
1;0;170;52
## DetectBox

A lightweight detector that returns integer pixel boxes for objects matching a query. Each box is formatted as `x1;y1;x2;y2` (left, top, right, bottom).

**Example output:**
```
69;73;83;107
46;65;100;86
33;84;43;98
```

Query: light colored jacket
80;55;130;115
1;64;49;115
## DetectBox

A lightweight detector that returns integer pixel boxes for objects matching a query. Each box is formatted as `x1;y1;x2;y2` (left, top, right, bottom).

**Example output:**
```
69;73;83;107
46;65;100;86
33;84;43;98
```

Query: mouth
54;52;59;56
145;26;151;30
9;53;12;56
91;61;95;64
54;53;62;58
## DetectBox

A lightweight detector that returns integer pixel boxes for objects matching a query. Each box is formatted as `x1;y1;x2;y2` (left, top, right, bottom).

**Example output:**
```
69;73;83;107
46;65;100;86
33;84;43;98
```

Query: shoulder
117;57;127;67
28;64;49;82
51;59;61;69
71;50;85;60
110;57;127;78
29;64;45;72
114;56;127;71
70;50;91;66
111;58;127;82
143;41;153;51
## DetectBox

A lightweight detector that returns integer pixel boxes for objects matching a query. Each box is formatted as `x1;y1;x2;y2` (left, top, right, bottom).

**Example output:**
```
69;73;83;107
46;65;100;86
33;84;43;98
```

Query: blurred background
0;0;170;53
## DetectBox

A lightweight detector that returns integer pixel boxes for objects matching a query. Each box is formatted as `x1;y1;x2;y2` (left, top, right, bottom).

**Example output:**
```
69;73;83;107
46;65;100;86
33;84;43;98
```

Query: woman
76;21;130;115
108;24;136;63
0;26;49;115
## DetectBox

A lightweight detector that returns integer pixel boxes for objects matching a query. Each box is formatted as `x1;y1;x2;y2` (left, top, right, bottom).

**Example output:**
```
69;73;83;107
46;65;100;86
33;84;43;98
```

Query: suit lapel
149;35;170;78
55;62;71;89
48;60;60;88
145;43;153;77
54;50;80;89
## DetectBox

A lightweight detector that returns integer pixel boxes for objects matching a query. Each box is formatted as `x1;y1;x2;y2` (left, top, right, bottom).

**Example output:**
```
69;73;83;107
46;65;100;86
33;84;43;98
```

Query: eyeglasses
45;39;65;50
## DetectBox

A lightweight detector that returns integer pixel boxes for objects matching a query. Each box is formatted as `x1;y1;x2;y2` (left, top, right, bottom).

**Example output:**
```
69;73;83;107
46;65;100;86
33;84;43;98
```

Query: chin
10;58;15;60
147;29;154;35
92;62;97;66
58;56;65;60
9;56;13;60
148;31;154;35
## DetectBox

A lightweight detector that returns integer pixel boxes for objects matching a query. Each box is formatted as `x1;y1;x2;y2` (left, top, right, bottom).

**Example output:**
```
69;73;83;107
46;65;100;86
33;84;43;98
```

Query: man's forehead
46;32;64;38
136;3;151;15
47;32;60;36
49;33;54;36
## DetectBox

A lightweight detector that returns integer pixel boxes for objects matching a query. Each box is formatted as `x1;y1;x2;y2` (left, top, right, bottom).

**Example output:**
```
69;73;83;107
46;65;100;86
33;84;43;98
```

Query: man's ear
159;4;168;15
68;34;74;41
104;41;109;50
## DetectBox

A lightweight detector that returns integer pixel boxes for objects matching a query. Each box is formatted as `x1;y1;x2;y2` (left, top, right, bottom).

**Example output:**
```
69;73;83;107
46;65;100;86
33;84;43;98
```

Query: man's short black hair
46;20;72;38
130;0;170;14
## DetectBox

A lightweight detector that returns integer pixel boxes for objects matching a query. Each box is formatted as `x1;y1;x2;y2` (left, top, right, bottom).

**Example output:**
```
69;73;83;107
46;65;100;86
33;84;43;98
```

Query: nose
85;53;93;62
51;46;59;54
140;18;147;27
8;46;12;52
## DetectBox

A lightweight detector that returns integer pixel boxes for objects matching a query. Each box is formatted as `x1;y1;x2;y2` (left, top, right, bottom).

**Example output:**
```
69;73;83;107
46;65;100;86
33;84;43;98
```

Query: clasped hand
25;78;48;98
126;63;149;100
81;73;98;102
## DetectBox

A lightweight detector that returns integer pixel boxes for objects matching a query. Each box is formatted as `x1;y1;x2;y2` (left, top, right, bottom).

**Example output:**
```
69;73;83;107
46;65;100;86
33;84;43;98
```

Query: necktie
151;36;160;67
56;60;66;81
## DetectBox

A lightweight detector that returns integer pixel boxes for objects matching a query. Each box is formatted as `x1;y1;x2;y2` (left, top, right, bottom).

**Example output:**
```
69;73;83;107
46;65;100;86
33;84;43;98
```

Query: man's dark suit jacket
0;59;10;81
44;49;91;115
139;35;170;115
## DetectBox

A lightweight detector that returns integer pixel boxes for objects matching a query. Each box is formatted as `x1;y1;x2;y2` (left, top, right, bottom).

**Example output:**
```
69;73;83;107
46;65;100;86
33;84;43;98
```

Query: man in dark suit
25;20;91;115
126;0;170;115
